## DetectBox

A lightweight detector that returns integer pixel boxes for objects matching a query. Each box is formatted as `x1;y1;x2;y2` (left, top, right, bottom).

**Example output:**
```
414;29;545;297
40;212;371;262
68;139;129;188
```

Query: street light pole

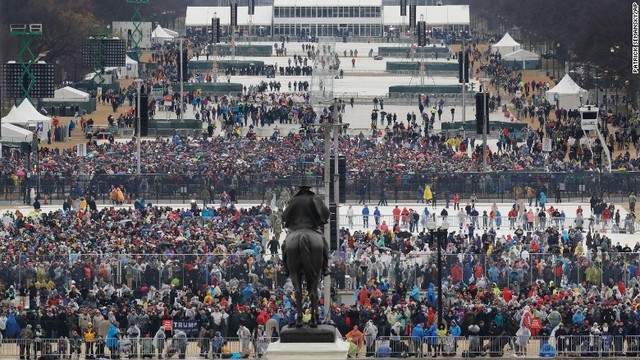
135;78;142;174
179;37;184;119
333;98;340;269
323;116;331;324
436;230;443;325
428;220;449;326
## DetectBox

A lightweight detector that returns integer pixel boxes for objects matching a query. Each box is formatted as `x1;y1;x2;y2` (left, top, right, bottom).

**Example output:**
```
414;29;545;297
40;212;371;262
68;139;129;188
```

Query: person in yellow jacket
79;197;88;211
84;322;96;357
491;283;501;297
423;185;433;202
203;291;214;305
437;323;448;356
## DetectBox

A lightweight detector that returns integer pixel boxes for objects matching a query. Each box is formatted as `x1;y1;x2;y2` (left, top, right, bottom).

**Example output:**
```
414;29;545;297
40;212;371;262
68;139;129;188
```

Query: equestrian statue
281;176;331;328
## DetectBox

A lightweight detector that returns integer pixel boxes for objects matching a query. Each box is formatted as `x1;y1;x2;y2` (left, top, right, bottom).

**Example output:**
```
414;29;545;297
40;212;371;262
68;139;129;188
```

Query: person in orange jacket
392;206;401;224
346;325;364;350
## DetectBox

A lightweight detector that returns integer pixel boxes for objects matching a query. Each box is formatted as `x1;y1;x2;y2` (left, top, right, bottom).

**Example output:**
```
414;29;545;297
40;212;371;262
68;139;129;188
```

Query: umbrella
396;231;412;238
242;249;255;256
15;170;26;177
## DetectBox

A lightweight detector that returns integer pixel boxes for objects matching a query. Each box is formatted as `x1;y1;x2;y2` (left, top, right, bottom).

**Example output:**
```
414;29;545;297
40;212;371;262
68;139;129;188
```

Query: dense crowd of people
0;188;638;358
2;31;640;359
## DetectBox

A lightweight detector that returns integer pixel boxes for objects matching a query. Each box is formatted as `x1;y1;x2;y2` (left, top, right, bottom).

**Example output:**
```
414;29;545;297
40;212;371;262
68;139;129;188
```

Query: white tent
117;55;139;79
16;99;52;141
1;123;33;143
546;74;589;110
502;49;540;69
164;28;179;37
491;32;521;55
151;25;175;43
43;86;90;102
1;105;29;126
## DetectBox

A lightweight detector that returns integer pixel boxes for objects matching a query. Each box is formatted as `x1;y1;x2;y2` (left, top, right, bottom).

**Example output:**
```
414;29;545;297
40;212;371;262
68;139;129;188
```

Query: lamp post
604;70;609;112
593;75;601;107
614;75;619;114
427;219;449;326
134;78;143;174
625;80;630;119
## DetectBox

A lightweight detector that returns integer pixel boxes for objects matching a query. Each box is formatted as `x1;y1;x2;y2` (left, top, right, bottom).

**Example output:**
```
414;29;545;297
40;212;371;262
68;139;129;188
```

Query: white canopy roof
1;123;33;143
1;105;29;125
164;28;179;37
43;86;90;102
152;24;175;40
503;49;539;61
546;74;589;110
547;74;588;95
491;32;521;54
17;99;50;122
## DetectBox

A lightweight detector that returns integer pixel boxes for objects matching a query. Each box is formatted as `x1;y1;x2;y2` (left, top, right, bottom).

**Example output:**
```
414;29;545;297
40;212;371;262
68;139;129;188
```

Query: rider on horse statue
281;176;331;277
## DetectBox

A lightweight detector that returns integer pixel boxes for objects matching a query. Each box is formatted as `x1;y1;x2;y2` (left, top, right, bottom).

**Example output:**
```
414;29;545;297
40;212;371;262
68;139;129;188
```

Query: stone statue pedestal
267;325;349;360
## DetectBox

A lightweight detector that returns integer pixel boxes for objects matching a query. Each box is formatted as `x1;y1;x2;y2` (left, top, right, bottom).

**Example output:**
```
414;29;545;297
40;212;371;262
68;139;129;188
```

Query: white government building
185;0;469;38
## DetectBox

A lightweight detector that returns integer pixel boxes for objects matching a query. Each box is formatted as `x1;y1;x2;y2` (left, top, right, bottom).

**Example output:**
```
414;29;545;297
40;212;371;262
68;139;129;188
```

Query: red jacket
451;264;462;283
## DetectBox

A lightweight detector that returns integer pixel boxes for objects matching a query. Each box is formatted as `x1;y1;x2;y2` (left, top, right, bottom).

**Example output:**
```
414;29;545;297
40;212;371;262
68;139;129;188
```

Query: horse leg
295;274;304;327
308;279;318;328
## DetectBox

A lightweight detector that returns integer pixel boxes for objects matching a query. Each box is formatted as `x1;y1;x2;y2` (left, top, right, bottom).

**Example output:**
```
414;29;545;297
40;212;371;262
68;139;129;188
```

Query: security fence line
372;335;637;358
4;245;639;292
4;171;640;205
0;335;637;358
340;213;635;233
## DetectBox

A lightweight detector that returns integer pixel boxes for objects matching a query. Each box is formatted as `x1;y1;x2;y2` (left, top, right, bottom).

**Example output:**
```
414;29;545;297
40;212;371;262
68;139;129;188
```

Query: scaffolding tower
127;0;150;62
9;23;43;102
88;27;110;85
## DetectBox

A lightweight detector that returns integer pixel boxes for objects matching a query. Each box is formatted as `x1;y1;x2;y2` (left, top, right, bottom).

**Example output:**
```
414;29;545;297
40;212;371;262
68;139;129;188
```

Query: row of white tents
1;87;95;144
491;32;540;70
491;33;589;109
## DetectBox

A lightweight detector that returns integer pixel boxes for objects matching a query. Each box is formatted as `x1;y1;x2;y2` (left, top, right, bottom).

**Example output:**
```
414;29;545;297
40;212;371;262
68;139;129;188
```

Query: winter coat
411;324;424;342
424;324;438;345
106;324;120;349
426;283;436;307
5;315;20;338
450;321;462;337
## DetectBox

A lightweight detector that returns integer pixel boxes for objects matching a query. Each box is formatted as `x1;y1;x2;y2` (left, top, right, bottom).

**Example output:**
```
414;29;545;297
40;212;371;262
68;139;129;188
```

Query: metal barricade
0;337;265;359
2;252;286;291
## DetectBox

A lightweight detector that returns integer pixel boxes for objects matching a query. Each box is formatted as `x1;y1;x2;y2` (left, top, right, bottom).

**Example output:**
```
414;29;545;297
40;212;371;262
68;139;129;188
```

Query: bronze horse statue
281;179;330;328
283;228;325;327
